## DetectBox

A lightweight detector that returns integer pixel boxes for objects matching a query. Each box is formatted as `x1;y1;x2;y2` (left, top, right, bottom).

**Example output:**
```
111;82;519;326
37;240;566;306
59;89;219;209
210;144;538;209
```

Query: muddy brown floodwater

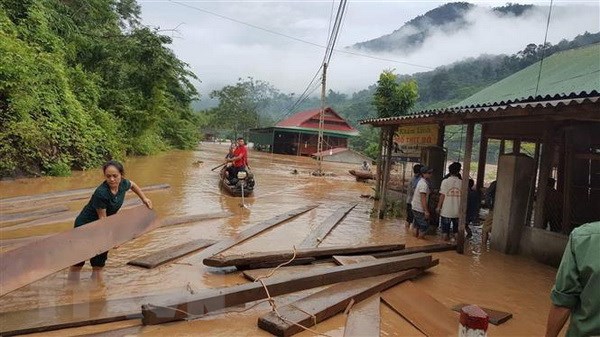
0;143;564;336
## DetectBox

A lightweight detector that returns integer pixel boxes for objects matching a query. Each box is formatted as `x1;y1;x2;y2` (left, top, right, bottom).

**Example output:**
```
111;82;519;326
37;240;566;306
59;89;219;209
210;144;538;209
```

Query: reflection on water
0;143;560;336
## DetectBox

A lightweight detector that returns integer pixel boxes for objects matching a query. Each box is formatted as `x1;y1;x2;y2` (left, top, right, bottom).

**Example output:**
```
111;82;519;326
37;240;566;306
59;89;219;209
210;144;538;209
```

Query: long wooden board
0;287;193;336
204;243;405;267
343;295;380;337
451;303;512;325
381;281;457;336
141;253;433;325
194;205;318;264
371;242;456;258
160;212;233;227
1;199;142;231
127;239;217;269
0;206;158;296
258;271;419;337
0;205;69;226
333;254;376;265
0;183;170;207
242;262;337;281
299;204;357;248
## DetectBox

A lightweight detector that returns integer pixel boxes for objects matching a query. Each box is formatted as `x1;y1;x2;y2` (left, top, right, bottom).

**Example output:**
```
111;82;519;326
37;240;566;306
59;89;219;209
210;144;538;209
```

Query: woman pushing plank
68;160;152;281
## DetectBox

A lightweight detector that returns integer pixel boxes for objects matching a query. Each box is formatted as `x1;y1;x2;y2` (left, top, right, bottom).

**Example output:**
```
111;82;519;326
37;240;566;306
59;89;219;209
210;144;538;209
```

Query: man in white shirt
410;166;433;239
436;162;462;241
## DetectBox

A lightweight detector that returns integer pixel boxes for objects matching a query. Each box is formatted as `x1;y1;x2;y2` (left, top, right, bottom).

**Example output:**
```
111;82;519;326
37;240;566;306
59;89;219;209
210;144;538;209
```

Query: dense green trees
0;0;199;177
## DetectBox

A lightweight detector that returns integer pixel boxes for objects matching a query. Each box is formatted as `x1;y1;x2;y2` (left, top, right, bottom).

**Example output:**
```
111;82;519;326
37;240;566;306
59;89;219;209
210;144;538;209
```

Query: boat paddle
211;162;227;171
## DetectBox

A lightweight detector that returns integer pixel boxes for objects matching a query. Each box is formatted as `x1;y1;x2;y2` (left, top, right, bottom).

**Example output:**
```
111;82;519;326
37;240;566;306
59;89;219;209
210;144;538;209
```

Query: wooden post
562;129;572;233
476;125;488;191
525;142;541;225
437;123;445;147
513;139;521;154
499;139;505;155
379;127;395;219
375;129;384;197
457;123;474;254
533;126;554;229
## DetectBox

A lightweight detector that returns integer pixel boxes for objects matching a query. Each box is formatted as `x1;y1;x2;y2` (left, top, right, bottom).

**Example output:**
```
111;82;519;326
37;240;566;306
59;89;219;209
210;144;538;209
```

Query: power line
534;0;554;97
166;0;433;70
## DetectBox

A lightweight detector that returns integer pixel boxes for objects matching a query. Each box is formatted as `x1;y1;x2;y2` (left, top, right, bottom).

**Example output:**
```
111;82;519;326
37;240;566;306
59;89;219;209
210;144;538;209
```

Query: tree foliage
0;0;199;177
373;70;419;118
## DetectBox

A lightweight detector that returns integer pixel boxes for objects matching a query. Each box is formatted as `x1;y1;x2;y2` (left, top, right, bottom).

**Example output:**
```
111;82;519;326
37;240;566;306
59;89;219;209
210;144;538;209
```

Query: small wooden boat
349;169;375;181
219;167;255;197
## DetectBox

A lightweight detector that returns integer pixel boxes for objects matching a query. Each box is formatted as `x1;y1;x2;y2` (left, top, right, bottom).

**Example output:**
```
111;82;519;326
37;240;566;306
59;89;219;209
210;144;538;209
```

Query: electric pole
316;62;327;175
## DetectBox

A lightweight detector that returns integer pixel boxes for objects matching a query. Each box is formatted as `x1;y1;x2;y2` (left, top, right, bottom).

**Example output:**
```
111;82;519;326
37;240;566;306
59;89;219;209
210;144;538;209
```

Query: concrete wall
519;226;568;267
491;154;535;254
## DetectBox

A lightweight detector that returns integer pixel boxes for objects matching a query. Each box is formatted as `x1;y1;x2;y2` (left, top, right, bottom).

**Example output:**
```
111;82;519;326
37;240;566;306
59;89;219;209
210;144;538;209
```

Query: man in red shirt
225;137;248;181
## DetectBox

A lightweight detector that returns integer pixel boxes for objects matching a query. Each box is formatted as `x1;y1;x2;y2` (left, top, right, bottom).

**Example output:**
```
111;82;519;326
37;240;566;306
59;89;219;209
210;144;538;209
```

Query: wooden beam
380;127;395;219
476;126;488;191
451;303;512;325
242;262;337;282
562;129;573;232
499;139;505;155
0;286;195;335
258;270;420;337
193;205;317;264
513;139;521;154
0;184;170;210
533;126;554;228
0;206;157;296
127;239;216;269
457;123;474;254
203;243;405;267
526;142;541;225
344;295;380;337
141;253;433;325
0;205;69;227
369;242;456;258
299;204;357;248
160;212;233;227
382;281;457;336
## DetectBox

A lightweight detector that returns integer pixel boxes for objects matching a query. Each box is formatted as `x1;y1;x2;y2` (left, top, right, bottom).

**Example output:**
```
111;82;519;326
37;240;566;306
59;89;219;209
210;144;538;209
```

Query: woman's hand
143;198;153;209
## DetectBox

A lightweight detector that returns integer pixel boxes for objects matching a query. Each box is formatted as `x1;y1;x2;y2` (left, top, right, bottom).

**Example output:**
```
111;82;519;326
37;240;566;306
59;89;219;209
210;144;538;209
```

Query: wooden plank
160;212;233;227
451;303;512;325
343;295;380;337
258;270;420;337
242;262;337;282
1;199;142;231
192;205;318;264
457;123;474;254
299;204;357;248
370;243;456;258
243;257;316;270
0;206;158;296
0;205;69;226
0;287;194;336
141;253;433;325
204;243;405;267
381;281;457;337
127;239;217;269
0;183;170;206
333;255;376;265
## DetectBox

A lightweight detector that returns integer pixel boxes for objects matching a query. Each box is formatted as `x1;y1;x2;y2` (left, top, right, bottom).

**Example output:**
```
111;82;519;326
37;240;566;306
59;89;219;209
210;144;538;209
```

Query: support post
513;139;521;154
476;125;488;191
499;140;505;155
533;125;554;229
379;127;395;219
562;129;572;233
316;63;328;174
457;123;475;254
526;142;541;225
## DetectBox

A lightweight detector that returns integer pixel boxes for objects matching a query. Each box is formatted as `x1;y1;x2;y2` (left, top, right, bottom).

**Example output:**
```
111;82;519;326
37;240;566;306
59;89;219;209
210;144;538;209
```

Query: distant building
311;147;372;165
249;107;359;156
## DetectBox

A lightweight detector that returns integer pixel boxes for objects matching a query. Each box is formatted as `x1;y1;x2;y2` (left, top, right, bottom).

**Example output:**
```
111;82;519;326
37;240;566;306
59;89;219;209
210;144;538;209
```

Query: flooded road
0;143;562;336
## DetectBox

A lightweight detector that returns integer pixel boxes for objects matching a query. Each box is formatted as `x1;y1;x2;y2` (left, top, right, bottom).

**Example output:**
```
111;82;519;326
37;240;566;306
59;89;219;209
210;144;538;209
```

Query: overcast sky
138;0;600;99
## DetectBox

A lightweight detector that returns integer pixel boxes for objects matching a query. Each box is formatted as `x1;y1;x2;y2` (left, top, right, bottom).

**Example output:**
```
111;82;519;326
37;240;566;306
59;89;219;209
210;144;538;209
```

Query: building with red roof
249;107;359;156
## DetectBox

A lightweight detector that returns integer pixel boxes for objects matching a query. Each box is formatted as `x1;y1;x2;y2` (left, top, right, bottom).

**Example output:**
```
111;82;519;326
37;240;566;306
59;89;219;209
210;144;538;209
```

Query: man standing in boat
225;137;248;182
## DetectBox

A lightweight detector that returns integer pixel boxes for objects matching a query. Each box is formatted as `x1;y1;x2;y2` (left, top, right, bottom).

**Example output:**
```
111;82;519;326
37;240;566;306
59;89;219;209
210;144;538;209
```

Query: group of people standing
405;162;494;242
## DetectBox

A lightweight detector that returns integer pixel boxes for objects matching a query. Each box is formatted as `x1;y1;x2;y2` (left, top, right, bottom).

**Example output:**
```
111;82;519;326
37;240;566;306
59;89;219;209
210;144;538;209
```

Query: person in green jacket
68;160;153;281
545;221;600;337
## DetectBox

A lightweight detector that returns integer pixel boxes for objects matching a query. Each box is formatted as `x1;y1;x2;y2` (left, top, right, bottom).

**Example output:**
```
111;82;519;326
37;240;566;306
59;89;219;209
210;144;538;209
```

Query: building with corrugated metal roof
361;43;600;265
249;107;359;156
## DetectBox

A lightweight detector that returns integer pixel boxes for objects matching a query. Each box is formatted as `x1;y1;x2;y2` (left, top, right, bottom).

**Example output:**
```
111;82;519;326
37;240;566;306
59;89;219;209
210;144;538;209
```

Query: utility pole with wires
315;63;328;175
